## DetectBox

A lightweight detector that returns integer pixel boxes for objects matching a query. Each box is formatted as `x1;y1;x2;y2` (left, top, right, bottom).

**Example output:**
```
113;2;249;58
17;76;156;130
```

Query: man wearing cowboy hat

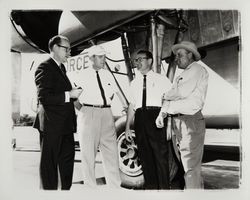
155;41;209;189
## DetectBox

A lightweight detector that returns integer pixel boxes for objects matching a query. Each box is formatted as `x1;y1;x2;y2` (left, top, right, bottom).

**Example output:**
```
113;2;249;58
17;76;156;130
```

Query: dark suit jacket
33;58;76;135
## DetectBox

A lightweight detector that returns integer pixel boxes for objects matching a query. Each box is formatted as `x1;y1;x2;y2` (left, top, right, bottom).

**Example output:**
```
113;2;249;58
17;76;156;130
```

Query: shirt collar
185;61;196;70
138;70;153;77
146;70;154;76
91;66;104;73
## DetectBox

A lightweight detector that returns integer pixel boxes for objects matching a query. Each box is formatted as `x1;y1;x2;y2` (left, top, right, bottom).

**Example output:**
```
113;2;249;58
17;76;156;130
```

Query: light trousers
77;106;121;188
172;111;205;189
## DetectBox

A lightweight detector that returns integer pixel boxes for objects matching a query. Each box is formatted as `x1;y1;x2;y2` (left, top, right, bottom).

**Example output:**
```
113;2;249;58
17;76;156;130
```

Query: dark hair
48;35;69;52
137;50;153;61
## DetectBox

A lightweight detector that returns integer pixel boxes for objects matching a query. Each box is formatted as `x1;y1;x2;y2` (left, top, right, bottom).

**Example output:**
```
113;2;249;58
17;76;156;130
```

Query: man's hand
125;129;133;142
73;99;82;110
155;112;166;128
69;88;83;99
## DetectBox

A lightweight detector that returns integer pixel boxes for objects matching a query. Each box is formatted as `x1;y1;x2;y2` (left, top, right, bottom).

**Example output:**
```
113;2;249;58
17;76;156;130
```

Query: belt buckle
171;113;182;117
92;104;102;108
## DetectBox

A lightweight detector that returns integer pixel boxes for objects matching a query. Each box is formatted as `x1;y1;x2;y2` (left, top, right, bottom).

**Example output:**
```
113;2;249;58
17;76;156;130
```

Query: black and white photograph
0;0;250;199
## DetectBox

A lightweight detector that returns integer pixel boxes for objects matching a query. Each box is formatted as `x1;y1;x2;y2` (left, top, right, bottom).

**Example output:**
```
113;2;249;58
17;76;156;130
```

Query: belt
170;113;184;117
83;103;111;108
137;106;160;111
172;110;202;118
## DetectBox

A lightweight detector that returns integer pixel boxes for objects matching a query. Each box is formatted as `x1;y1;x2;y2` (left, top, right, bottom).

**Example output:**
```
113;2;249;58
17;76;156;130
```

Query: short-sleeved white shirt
128;70;172;109
75;67;118;105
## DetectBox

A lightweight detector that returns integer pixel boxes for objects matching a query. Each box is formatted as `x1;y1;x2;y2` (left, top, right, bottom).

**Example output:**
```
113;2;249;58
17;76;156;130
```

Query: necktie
60;64;72;88
60;64;66;74
96;71;107;106
142;75;147;109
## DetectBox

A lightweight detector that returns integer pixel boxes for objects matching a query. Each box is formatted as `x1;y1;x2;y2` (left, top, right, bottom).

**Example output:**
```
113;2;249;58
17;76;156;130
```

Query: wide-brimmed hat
171;41;201;61
88;45;109;57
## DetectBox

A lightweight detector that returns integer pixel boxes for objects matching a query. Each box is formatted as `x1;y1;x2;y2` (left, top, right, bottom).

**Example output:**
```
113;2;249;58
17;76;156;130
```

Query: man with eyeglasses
33;35;83;190
125;50;174;189
155;41;209;189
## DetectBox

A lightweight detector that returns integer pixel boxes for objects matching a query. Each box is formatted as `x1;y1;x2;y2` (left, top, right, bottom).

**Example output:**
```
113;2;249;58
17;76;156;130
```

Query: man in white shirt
74;45;121;188
156;41;209;189
125;50;176;189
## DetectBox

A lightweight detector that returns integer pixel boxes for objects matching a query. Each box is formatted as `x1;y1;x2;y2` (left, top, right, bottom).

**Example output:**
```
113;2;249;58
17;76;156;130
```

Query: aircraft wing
11;10;151;55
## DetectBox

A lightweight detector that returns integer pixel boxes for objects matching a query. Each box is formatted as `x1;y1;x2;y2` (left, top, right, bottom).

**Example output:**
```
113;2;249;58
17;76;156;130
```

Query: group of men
33;35;209;190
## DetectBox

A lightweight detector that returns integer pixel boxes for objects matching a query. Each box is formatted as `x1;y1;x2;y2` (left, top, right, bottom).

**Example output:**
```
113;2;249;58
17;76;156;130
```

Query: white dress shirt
75;67;118;105
162;61;209;115
128;70;172;110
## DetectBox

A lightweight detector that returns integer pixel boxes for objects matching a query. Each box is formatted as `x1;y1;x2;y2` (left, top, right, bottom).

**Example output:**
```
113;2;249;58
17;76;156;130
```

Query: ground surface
11;127;241;190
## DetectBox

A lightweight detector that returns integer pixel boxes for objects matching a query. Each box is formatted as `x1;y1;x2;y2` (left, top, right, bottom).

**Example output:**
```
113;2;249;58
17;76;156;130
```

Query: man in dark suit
33;35;82;190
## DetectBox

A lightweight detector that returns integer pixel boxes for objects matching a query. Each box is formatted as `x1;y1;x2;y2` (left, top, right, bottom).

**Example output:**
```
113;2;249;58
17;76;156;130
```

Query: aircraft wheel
115;116;144;189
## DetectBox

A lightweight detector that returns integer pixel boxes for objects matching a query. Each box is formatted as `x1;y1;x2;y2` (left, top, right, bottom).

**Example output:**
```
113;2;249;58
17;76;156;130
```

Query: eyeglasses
134;57;148;62
57;44;71;52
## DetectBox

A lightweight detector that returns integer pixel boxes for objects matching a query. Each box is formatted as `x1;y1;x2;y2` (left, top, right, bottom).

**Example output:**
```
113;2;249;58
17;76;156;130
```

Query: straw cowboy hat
172;41;201;61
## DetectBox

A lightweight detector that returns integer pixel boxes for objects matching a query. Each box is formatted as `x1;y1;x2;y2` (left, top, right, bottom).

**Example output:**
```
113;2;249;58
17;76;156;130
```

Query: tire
115;115;144;189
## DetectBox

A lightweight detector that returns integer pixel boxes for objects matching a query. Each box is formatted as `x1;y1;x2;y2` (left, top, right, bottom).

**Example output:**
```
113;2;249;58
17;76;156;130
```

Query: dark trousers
134;107;170;189
39;131;75;190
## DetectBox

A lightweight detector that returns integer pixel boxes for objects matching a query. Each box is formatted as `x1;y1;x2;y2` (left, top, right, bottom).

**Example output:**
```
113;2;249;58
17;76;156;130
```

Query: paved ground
11;127;241;190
